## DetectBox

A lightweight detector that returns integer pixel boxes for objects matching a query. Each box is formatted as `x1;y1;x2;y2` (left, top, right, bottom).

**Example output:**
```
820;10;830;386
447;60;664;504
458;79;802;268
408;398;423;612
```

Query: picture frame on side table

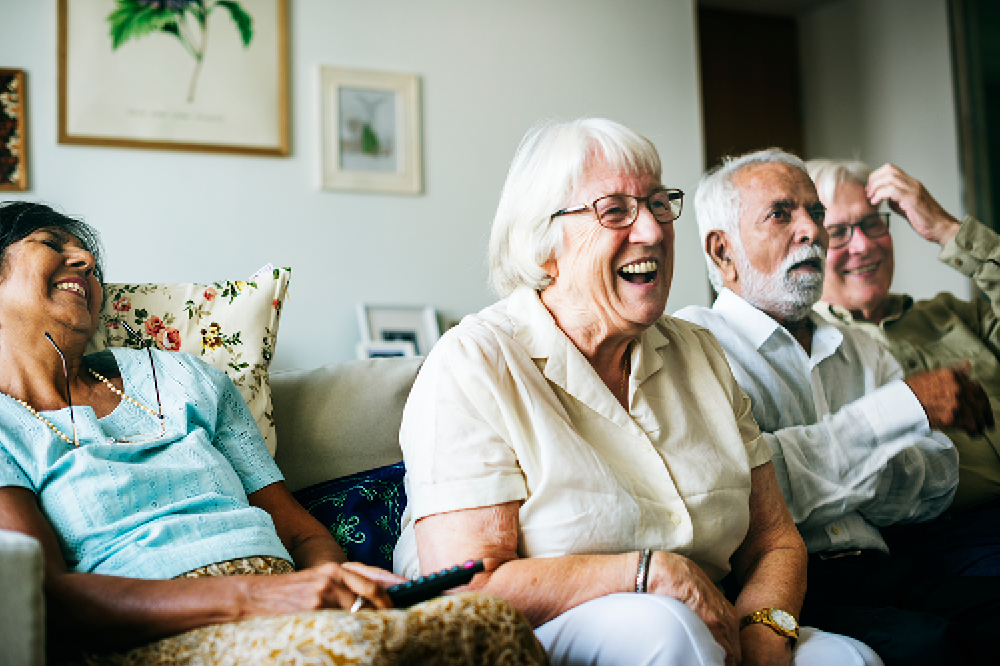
357;304;439;356
57;0;288;155
0;68;27;191
356;340;416;360
321;66;422;194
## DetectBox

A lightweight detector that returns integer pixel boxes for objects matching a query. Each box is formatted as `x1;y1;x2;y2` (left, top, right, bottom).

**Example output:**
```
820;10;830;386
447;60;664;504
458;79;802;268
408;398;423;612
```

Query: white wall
0;0;709;371
799;0;970;301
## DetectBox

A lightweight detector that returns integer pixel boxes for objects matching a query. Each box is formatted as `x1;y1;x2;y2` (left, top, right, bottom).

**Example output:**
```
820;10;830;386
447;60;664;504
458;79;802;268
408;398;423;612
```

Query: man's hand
904;364;994;435
867;164;961;247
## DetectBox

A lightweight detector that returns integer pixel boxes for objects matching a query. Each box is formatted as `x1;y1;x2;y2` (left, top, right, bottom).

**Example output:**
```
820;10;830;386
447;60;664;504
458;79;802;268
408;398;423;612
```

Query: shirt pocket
910;325;1000;389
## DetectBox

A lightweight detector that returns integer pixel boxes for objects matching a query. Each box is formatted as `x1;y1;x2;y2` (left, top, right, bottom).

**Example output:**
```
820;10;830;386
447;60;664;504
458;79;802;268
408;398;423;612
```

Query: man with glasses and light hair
675;149;999;666
808;160;1000;517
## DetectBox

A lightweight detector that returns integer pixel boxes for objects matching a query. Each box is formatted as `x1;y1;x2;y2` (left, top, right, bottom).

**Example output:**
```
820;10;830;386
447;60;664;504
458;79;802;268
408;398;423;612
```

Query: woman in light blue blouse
0;202;544;666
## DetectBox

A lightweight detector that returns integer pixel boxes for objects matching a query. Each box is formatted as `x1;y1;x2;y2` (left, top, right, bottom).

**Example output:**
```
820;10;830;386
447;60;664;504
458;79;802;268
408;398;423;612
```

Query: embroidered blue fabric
293;462;407;571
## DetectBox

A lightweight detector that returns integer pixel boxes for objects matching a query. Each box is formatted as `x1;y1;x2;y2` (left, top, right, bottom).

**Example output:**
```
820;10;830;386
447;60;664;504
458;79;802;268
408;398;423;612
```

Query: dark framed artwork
0;68;27;191
58;0;288;156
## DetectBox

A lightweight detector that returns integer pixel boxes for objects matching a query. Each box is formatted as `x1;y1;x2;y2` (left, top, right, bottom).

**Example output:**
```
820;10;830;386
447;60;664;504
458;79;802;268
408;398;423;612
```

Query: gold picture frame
58;0;288;156
321;66;422;194
0;68;27;191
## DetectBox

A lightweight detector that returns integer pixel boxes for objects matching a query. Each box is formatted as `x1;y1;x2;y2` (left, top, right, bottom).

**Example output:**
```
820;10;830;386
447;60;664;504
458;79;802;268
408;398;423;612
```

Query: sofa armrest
0;528;45;666
271;357;422;492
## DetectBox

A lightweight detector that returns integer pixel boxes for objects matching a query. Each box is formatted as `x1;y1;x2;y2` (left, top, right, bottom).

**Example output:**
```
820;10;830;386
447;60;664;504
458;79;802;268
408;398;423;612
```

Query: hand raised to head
904;363;994;436
866;164;961;247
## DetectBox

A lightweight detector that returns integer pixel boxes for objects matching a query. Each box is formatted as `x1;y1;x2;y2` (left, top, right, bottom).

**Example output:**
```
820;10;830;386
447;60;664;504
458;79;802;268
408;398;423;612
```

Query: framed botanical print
58;0;288;156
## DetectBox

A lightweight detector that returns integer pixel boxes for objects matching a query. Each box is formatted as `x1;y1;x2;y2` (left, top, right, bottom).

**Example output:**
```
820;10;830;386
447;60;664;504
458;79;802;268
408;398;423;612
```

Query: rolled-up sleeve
401;328;529;521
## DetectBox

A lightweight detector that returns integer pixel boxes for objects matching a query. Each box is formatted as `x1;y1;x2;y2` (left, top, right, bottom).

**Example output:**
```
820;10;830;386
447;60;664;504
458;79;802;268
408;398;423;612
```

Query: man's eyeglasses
551;189;684;230
45;321;165;446
826;212;890;249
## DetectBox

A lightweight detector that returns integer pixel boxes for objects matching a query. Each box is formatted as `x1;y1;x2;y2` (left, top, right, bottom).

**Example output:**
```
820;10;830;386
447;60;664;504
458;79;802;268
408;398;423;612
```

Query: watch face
770;609;797;631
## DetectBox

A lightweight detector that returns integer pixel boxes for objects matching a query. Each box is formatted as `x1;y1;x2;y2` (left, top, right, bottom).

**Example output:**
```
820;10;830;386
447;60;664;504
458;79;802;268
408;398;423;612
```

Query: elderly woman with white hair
392;119;881;666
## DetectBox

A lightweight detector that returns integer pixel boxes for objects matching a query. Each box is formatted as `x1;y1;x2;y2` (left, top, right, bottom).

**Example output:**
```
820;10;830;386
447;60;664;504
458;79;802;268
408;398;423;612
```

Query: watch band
635;548;652;593
739;608;799;645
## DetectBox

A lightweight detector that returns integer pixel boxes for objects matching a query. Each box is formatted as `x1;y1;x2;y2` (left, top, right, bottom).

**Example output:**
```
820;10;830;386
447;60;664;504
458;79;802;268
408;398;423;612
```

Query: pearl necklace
2;369;163;446
4;392;77;446
87;368;165;443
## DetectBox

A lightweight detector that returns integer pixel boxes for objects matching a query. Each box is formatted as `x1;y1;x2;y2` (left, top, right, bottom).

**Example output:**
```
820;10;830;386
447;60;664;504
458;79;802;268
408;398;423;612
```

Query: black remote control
386;559;484;608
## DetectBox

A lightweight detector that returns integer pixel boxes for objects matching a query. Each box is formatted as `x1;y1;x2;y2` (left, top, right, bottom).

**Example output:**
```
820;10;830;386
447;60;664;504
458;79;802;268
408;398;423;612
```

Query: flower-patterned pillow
85;266;291;456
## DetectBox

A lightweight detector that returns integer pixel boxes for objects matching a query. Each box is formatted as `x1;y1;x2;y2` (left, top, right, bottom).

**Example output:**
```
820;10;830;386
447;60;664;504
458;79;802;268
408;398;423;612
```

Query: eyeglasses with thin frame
825;212;890;249
551;189;685;229
45;322;165;445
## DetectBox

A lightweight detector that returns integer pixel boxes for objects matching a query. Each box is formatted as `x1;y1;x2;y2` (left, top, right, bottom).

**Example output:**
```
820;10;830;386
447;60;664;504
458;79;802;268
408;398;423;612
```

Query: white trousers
535;594;883;666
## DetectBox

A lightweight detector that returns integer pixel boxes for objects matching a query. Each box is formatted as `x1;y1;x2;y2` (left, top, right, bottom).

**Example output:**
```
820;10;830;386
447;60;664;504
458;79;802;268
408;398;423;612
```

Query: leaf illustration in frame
106;0;255;103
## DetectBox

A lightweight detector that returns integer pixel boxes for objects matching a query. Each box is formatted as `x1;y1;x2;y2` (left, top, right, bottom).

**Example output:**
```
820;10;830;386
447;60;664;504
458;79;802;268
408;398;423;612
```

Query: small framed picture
0;68;27;191
356;340;416;360
321;66;422;194
357;304;440;356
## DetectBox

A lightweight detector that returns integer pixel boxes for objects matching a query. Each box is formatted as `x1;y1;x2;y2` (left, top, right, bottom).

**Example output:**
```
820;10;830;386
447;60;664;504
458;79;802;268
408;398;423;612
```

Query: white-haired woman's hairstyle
488;118;662;297
805;158;872;204
694;148;809;292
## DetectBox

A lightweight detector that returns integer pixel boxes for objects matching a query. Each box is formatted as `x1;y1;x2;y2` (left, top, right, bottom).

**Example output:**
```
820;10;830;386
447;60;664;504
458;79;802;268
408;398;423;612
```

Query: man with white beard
675;149;998;666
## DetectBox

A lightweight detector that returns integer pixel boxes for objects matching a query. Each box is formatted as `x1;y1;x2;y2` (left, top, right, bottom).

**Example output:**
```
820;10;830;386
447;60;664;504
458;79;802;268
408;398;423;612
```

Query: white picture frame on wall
357;303;439;356
355;340;416;360
321;66;422;194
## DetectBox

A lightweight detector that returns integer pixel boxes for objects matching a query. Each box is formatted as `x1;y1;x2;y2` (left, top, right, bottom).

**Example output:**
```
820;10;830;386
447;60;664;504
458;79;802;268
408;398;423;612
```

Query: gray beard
736;245;826;321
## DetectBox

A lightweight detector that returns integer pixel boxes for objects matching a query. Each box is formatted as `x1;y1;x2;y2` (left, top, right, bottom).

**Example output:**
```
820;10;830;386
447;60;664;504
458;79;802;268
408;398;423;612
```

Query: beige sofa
0;356;424;666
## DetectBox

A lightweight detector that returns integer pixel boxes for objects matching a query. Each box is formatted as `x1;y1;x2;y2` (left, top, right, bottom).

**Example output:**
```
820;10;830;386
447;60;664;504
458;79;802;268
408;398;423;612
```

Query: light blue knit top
0;347;289;578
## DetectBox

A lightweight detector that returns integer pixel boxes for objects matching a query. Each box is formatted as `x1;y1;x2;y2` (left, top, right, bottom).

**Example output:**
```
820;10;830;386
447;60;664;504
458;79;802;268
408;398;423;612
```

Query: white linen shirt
674;289;958;555
393;287;771;582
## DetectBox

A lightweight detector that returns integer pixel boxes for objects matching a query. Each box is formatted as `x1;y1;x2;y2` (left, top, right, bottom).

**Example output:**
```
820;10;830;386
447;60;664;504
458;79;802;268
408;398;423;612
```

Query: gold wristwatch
739;608;799;644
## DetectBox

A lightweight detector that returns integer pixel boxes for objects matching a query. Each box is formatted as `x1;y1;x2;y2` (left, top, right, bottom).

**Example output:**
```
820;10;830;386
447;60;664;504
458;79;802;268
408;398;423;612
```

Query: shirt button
669;512;682;525
831;525;841;535
955;258;964;267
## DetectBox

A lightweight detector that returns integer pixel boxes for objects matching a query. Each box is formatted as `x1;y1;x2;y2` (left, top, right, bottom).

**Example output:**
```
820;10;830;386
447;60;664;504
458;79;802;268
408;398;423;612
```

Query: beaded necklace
2;368;164;446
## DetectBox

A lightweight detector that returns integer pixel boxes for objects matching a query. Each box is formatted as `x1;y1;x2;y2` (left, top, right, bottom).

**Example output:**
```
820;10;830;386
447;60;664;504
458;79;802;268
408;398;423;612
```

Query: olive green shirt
815;215;1000;510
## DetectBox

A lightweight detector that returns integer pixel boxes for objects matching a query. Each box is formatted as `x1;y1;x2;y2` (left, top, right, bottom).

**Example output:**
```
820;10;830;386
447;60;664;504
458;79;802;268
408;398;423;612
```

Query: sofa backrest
271;357;423;492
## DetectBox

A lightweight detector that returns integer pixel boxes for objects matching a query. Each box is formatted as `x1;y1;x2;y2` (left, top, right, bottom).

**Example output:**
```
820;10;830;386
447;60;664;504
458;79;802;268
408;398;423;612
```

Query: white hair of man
694;148;810;293
805;159;872;204
695;148;826;321
488;117;662;298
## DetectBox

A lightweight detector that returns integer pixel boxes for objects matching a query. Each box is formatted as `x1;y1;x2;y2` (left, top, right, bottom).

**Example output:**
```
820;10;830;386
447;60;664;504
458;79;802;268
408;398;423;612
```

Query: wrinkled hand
867;164;961;246
239;561;398;618
647;550;740;666
904;364;994;435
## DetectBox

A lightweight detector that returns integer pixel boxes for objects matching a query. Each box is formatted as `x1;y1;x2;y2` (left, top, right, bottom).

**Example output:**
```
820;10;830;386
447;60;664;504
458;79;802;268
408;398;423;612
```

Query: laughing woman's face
540;162;674;343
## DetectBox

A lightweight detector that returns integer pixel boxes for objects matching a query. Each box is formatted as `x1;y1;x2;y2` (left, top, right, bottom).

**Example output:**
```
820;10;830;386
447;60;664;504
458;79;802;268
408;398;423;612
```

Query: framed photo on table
57;0;288;155
357;304;440;357
0;68;27;191
321;66;422;194
356;340;416;360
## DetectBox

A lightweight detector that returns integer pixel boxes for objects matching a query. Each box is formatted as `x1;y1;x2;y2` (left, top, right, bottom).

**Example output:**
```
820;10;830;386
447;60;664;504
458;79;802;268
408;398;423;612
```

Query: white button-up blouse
393;288;771;582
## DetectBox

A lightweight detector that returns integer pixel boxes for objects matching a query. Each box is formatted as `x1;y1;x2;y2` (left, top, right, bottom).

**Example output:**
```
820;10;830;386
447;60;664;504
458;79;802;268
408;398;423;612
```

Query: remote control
386;559;484;608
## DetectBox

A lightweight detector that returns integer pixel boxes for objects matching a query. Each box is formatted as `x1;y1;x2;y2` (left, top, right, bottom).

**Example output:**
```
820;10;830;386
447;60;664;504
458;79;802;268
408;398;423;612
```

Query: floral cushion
292;462;407;570
85;266;290;455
